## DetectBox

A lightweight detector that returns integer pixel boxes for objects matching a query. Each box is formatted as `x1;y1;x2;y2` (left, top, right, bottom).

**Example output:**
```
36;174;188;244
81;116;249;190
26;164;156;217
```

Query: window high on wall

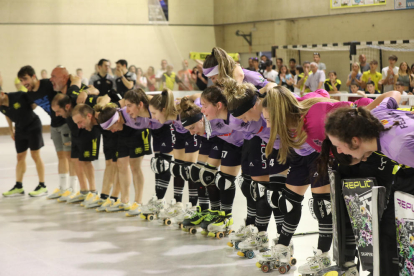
148;0;168;22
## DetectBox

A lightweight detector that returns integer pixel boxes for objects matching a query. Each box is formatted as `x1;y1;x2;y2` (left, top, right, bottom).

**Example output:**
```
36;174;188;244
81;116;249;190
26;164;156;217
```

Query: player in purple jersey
148;89;207;210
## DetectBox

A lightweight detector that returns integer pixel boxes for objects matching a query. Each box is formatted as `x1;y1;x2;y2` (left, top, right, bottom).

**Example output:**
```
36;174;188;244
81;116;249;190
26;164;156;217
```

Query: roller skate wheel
237;251;245;257
227;242;234;248
245;250;255;259
255;262;262;268
261;264;270;273
140;214;147;220
286;265;290;272
148;215;154;221
190;228;197;235
165;219;171;226
290;257;297;266
278;266;287;274
234;241;240;250
216;232;224;239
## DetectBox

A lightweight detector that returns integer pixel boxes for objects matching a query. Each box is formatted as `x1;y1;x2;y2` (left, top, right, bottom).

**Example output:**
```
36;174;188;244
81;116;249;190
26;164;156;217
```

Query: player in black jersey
0;91;47;197
18;66;77;200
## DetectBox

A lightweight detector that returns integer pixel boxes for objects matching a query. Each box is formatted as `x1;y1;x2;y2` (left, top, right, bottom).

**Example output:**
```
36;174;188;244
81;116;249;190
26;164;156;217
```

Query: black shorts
199;136;223;160
117;128;152;159
174;131;199;153
268;149;290;176
71;127;101;161
152;124;174;154
15;126;44;154
241;137;271;177
102;131;118;161
286;151;329;188
221;141;242;167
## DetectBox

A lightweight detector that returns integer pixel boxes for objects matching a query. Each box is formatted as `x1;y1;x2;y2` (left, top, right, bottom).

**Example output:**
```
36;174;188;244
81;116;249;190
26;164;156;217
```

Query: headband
202;65;219;77
229;94;258;117
100;111;120;130
181;113;203;127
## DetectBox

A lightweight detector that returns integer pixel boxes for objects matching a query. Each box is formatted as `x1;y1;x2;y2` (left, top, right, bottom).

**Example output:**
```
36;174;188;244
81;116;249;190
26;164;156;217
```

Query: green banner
331;0;386;8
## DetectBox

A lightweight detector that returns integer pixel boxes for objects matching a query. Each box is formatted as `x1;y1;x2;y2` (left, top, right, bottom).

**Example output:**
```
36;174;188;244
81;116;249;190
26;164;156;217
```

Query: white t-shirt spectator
305;70;326;92
381;66;399;93
263;70;278;82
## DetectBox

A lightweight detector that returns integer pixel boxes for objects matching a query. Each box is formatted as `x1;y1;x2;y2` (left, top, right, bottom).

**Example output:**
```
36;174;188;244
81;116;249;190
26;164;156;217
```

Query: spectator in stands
313;52;326;72
276;58;283;72
366;80;381;98
289;58;296;76
293;65;303;95
145;66;156;92
324;71;341;94
276;65;294;91
40;69;48;79
394;61;410;92
76;68;88;86
177;59;193;91
156;59;168;89
252;57;260;72
359;54;370;72
296;61;311;94
395;81;409;105
260;55;268;62
135;67;148;91
263;60;278;82
128;65;137;74
410;63;414;93
348;83;367;102
380;55;399;93
302;62;325;94
160;64;183;90
246;58;255;71
346;62;363;93
361;60;382;92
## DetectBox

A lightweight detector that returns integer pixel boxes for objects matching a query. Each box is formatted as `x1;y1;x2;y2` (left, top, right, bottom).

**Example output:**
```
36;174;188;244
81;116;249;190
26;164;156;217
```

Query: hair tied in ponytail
257;90;267;98
161;90;168;96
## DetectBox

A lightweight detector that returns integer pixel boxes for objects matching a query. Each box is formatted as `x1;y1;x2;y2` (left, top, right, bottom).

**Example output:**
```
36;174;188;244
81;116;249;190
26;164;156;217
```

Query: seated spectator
302;62;325;94
313;52;326;73
177;60;193;91
395;61;410;92
346;62;363;93
359;54;370;72
324;71;341;94
260;55;268;62
365;80;381;98
145;66;156;91
289;58;297;76
252;57;260;72
76;68;88;86
296;61;312;94
276;58;283;72
395;81;409;105
136;67;148;91
263;60;278;82
276;65;294;91
293;65;303;95
246;58;255;71
129;65;137;74
348;83;363;102
361;60;382;92
161;64;184;90
380;54;399;93
40;69;48;79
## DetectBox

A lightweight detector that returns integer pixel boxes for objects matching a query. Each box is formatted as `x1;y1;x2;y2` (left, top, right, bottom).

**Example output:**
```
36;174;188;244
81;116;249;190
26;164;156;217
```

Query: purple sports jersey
119;107;166;130
209;119;245;147
172;115;188;134
242;68;268;88
371;97;414;167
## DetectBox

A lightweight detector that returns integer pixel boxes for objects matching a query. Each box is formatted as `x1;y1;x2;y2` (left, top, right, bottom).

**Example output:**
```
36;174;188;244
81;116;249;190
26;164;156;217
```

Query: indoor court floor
0;135;368;276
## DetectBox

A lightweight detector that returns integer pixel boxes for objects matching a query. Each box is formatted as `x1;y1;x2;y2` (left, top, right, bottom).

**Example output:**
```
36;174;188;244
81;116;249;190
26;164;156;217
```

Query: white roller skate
237;231;269;259
228;224;259;250
298;249;331;276
171;203;196;229
158;199;182;226
207;211;233;239
139;195;157;215
140;197;166;221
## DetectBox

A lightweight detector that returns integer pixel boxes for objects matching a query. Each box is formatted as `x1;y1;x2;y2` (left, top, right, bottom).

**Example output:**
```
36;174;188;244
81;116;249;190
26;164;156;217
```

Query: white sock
59;174;69;190
70;176;78;192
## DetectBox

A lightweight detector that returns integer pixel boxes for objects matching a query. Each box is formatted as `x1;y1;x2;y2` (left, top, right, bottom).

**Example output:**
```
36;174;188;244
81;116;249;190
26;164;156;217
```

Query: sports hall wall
0;0;215;92
214;0;414;88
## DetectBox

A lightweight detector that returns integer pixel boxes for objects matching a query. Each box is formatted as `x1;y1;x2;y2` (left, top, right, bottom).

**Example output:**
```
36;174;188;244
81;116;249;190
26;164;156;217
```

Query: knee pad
171;159;184;178
199;164;218;186
238;174;256;201
151;153;172;174
215;171;236;191
278;188;304;215
180;162;192;181
254;181;270;201
189;162;204;183
309;193;332;221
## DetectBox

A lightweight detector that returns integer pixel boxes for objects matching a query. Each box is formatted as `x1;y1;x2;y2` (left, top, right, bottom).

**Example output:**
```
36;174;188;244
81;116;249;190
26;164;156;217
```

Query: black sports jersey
115;72;136;97
27;79;66;128
66;79;89;98
89;73;116;96
0;92;41;132
66;95;98;138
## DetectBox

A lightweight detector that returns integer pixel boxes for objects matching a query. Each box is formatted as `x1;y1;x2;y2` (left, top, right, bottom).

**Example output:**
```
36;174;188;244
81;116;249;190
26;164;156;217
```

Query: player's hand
115;68;123;77
87;85;99;95
76;91;88;104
